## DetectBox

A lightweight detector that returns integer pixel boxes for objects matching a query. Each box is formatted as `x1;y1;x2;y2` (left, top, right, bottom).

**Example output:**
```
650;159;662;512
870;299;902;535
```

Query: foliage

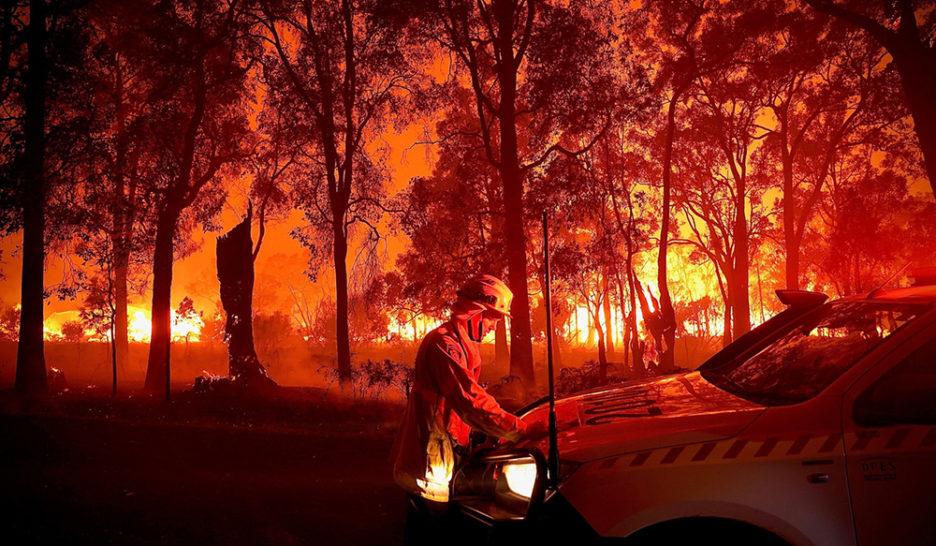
61;320;85;343
319;359;414;402
173;296;202;343
309;293;392;345
0;305;20;342
556;359;670;398
253;0;424;380
79;276;114;342
200;301;227;343
807;167;936;295
253;310;293;367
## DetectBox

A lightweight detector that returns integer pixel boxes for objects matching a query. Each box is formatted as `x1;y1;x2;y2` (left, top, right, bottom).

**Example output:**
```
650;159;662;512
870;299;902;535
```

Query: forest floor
0;387;410;545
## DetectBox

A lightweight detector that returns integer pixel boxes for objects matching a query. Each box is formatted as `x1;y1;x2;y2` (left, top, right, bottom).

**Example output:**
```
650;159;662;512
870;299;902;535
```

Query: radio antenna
542;211;559;489
867;262;911;299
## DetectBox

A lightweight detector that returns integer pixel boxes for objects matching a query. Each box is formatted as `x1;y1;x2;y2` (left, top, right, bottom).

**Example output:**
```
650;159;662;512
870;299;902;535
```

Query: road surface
0;414;409;545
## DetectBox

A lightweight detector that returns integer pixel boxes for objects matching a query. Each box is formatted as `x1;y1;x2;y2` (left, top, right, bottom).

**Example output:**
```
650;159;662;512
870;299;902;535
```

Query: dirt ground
0;388;410;545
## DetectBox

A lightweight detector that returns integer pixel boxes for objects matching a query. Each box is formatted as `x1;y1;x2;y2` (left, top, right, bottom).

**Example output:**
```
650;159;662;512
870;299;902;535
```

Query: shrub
319;359;414;401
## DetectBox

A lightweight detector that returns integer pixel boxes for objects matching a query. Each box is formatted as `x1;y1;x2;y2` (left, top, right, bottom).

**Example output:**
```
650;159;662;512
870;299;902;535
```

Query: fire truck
450;272;936;545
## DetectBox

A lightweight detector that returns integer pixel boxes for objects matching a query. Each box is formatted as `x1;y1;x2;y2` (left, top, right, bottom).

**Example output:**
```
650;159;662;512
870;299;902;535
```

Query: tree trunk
217;212;274;387
890;47;936;196
500;152;535;389
144;56;207;398
722;279;733;348
732;186;751;338
634;277;663;361
144;210;176;395
111;57;130;376
110;319;117;396
780;121;800;290
113;259;129;373
594;308;607;383
495;319;509;372
15;0;47;394
657;89;682;373
491;0;535;389
499;95;535;388
601;272;614;358
332;214;352;381
614;270;630;368
625;240;642;373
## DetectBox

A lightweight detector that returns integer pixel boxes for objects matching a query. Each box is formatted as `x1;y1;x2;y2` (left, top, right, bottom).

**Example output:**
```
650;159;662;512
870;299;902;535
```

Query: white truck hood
516;372;765;462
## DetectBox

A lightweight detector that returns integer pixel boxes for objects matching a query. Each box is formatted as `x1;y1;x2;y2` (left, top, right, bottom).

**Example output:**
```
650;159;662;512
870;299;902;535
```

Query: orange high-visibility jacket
391;319;525;502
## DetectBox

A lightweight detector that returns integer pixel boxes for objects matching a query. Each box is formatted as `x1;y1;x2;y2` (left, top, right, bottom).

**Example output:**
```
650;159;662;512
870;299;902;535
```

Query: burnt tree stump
216;209;275;389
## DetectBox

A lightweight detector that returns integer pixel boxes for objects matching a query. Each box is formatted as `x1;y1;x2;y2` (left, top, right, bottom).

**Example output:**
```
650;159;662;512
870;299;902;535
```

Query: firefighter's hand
522;419;550;440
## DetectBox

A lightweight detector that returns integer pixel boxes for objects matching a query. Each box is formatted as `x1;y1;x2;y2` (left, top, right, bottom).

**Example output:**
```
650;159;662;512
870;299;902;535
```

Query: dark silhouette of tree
61;320;83;378
248;106;298;260
635;0;717;372
15;0;49;393
803;0;936;197
811;163;936;294
0;2;25;238
663;5;778;343
79;274;118;394
67;3;155;395
217;211;274;387
372;271;437;345
424;0;626;388
173;296;200;346
753;9;904;291
674;84;773;344
142;0;255;397
557;135;658;371
395;110;512;366
6;0;87;392
569;245;612;380
61;320;83;341
251;0;417;382
77;0;156;377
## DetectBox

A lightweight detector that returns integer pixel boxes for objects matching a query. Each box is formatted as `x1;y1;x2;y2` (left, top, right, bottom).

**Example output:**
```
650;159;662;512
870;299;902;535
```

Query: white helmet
456;274;513;317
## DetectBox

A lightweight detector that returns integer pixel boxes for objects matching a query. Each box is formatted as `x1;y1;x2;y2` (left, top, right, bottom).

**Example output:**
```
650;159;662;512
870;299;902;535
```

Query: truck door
843;334;936;546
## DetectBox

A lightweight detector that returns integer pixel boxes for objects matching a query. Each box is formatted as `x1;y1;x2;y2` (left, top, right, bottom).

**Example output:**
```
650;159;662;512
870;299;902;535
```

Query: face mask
466;312;485;342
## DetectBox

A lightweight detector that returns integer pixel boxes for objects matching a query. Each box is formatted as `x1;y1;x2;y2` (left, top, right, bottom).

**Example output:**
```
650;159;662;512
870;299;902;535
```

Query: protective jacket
391;315;526;502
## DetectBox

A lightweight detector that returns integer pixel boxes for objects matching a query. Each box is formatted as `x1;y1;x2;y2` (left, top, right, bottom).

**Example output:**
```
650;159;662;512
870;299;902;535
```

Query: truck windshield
702;301;930;406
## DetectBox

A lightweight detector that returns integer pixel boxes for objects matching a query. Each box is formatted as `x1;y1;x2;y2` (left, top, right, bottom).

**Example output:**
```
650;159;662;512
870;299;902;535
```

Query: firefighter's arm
429;341;527;441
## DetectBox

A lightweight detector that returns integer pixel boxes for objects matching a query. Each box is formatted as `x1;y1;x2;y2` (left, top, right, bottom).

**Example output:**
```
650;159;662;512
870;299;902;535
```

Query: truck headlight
502;458;537;499
452;449;546;521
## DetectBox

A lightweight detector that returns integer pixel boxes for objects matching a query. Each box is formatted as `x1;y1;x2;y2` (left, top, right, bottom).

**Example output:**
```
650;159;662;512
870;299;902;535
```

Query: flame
171;310;204;342
128;311;150;342
571;303;644;346
129;309;204;342
386;314;439;342
38;309;205;343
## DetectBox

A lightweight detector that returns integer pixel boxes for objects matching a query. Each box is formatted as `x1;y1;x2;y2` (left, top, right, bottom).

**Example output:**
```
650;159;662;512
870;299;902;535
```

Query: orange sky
0;120;439;334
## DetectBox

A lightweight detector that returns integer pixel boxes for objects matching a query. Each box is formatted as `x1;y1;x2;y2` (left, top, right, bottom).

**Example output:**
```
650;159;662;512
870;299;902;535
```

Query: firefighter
391;275;544;537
